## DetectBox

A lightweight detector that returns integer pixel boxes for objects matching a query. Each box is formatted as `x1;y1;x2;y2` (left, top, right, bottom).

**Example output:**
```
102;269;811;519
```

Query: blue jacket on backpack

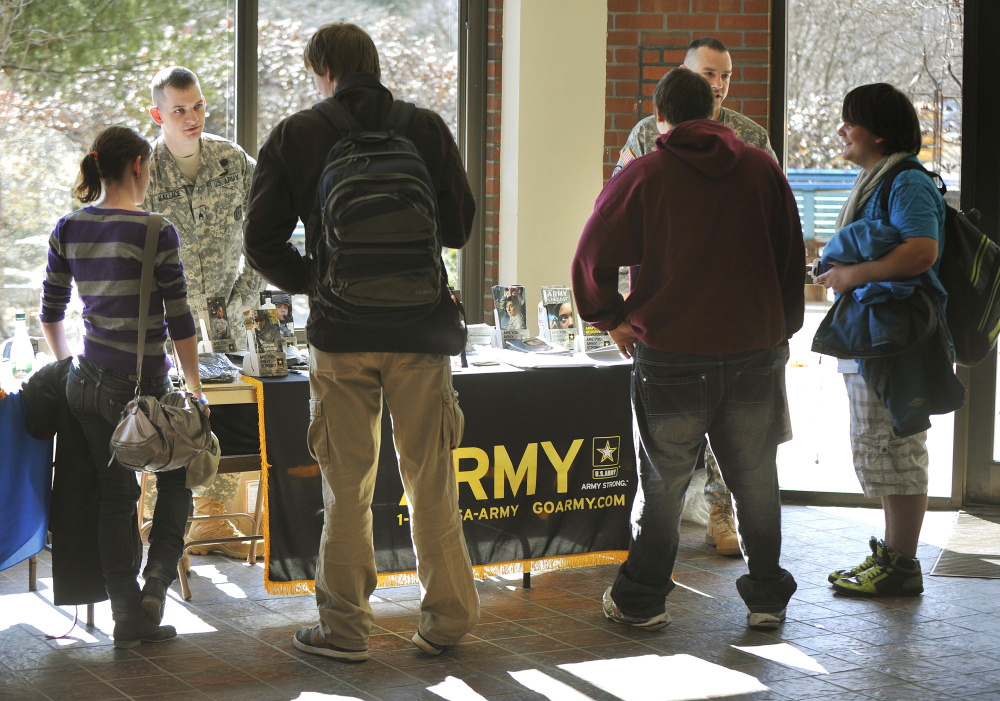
814;158;964;436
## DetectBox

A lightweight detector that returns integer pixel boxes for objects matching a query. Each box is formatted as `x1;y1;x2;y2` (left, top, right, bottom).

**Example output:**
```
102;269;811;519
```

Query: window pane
782;0;963;497
0;1;234;348
256;1;461;318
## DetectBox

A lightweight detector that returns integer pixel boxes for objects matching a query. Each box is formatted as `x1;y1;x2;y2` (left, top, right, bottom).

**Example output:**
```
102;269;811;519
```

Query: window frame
774;0;992;509
231;0;485;323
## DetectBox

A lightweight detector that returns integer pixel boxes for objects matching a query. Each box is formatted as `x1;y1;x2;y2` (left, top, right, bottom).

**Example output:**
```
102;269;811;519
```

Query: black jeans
611;343;796;617
66;356;191;621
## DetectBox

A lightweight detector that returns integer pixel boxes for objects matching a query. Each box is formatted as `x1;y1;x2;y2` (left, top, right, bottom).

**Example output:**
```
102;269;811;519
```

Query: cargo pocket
851;431;901;489
442;387;465;451
307;398;332;466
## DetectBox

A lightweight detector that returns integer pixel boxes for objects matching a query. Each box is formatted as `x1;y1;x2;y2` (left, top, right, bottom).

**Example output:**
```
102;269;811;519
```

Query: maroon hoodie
572;119;805;354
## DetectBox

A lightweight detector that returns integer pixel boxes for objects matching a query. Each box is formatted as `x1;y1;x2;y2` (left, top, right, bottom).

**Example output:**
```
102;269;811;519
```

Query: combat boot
705;502;741;557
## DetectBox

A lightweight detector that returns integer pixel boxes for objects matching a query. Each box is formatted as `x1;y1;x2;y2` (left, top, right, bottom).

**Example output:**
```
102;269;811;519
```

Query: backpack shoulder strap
313;98;364;135
878;160;946;212
380;100;417;136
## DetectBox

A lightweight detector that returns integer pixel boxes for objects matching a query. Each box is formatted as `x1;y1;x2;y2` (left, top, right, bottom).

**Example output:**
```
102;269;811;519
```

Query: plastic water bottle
11;312;34;379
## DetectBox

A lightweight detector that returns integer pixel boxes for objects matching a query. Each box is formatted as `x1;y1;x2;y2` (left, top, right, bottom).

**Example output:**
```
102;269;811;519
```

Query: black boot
141;577;169;625
113;618;177;649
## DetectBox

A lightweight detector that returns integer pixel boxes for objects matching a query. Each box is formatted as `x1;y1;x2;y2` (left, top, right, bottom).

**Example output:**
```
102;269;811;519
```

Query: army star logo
597;442;616;462
592;436;620;467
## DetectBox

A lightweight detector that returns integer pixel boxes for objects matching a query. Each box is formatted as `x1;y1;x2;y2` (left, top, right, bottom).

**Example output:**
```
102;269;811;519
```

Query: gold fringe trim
265;579;315;596
264;550;629;594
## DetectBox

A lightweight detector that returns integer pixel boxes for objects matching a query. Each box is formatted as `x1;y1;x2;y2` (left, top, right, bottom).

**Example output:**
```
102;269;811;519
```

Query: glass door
779;0;965;500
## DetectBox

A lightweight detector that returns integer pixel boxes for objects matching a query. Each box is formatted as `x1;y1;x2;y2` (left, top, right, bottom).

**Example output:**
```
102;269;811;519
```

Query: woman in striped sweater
41;125;205;648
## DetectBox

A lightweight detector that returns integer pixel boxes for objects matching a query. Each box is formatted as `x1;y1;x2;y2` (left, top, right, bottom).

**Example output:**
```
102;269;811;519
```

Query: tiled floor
3;505;1000;700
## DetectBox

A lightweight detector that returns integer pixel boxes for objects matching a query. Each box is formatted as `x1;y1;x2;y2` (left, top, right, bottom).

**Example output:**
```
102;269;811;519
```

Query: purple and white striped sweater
40;207;196;377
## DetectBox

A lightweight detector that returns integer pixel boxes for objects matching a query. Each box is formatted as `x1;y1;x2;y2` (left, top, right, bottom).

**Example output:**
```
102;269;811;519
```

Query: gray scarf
834;152;910;230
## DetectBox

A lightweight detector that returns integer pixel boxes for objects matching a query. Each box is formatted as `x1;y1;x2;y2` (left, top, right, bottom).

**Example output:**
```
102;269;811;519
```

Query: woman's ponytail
73;126;152;204
74;151;103;203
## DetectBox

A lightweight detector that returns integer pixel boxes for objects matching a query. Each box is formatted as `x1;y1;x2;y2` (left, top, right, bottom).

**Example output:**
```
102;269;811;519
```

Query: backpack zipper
321;149;423;176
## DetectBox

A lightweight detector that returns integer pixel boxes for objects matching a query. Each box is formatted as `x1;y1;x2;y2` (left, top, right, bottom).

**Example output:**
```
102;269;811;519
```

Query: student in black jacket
244;23;478;662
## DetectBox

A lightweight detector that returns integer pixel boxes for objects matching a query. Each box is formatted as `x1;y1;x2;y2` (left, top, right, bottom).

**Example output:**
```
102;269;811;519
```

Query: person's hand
815;263;862;295
191;387;211;418
608;320;638;360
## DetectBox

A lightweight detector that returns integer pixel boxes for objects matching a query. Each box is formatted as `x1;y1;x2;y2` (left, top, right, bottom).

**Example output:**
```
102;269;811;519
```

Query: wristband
188;383;203;391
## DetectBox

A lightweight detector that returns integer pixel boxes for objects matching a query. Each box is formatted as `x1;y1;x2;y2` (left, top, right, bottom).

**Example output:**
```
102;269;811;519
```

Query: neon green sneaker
831;545;923;597
828;536;883;584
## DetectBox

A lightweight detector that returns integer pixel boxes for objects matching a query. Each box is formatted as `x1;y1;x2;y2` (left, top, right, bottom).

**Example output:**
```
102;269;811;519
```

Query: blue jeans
611;343;796;617
66;356;191;621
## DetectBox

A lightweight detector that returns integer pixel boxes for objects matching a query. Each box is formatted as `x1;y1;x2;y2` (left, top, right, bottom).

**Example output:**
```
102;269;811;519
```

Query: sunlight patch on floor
509;668;596;700
560;654;767;701
0;591;103;642
671;581;715;598
732;642;829;674
188;564;249;599
428;675;491;700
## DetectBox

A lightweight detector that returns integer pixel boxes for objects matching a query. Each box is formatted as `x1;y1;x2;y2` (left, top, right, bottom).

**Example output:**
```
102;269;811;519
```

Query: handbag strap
134;213;163;386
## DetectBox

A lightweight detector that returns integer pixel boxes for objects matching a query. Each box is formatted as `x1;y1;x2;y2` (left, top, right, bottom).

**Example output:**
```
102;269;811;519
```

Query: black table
255;364;636;592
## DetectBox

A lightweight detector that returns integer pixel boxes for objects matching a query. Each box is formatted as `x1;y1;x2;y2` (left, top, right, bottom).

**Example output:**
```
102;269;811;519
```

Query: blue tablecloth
0;391;54;571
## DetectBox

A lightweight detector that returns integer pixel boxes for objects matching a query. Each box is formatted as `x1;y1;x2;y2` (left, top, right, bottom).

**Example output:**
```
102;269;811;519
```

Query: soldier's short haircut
654;68;714;126
150;66;201;106
303;23;380;82
685;36;728;63
841;83;922;156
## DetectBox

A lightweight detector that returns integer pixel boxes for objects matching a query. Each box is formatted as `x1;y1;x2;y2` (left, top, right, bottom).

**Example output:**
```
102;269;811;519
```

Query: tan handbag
109;214;212;473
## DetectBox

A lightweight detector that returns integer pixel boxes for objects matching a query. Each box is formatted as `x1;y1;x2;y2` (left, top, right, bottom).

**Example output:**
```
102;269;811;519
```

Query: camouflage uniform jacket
144;133;264;350
613;107;777;176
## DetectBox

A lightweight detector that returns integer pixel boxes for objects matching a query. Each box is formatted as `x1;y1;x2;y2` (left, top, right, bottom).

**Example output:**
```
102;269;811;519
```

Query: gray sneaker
601;586;671;631
412;631;446;655
292;625;368;662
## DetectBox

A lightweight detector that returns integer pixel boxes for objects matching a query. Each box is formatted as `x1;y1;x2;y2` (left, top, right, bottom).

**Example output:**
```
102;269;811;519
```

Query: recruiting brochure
205;296;232;353
506;338;561;353
491;284;530;346
538;286;576;350
243;309;287;377
492;284;527;331
261;290;296;345
574;316;614;353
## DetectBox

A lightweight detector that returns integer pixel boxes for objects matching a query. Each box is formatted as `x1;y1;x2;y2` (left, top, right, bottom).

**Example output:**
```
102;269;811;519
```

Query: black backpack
312;98;443;327
880;160;999;367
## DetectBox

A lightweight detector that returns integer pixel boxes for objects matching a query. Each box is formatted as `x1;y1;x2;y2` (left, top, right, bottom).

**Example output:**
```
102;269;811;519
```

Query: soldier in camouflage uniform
141;66;264;559
613;38;780;558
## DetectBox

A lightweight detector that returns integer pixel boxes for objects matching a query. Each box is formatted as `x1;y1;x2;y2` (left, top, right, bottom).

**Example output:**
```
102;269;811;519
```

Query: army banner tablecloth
256;365;636;594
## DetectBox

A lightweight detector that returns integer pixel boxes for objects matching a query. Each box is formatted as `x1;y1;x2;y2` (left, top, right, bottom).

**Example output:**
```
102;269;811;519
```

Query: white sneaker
602;587;671;631
747;608;786;629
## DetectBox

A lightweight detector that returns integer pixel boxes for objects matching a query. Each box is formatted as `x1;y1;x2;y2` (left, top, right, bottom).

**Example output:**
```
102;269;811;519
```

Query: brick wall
483;0;503;320
481;1;773;313
605;0;773;180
